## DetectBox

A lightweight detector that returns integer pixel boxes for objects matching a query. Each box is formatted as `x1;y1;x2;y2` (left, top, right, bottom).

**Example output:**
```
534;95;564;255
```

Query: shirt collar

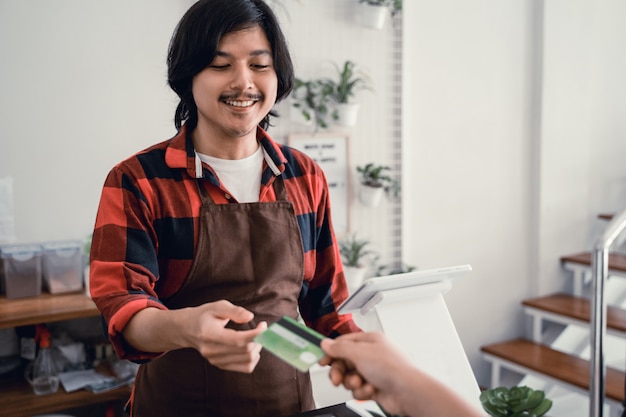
164;124;288;179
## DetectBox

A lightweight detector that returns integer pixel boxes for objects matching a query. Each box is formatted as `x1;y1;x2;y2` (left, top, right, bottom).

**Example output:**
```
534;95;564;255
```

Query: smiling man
88;1;360;417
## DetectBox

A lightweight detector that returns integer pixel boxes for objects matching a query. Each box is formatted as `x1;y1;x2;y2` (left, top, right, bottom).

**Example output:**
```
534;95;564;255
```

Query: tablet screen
338;264;472;314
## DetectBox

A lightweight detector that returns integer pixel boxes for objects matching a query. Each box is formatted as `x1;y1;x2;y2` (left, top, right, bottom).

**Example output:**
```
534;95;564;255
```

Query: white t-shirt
197;145;263;203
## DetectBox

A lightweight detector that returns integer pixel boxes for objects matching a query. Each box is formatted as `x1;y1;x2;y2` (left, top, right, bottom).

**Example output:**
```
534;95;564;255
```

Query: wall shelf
0;374;131;417
0;292;130;416
0;292;100;329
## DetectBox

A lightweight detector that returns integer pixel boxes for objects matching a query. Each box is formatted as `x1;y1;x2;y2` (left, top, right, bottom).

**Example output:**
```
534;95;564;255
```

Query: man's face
192;25;278;140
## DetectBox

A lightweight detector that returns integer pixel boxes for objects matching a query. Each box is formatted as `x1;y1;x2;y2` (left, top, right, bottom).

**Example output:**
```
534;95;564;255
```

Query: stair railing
590;207;626;417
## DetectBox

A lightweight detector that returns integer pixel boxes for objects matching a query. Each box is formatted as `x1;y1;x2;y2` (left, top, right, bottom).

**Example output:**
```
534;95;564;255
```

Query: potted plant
480;386;552;417
339;233;378;293
326;60;372;127
291;61;371;130
291;78;335;131
356;162;400;207
357;0;402;29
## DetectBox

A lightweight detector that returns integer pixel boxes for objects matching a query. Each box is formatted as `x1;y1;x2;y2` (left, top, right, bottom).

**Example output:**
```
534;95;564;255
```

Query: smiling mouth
224;100;255;108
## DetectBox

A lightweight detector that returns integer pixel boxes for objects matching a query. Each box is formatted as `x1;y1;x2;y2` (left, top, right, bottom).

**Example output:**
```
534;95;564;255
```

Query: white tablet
338;264;472;314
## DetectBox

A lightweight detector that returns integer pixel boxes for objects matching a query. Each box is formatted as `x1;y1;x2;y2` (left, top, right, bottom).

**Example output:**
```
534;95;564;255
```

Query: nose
230;64;254;91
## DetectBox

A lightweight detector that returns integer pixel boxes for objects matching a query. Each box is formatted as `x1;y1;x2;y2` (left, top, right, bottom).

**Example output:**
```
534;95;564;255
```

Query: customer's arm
320;332;487;417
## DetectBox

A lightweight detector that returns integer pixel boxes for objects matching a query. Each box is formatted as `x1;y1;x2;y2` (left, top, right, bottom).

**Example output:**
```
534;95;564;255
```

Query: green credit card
254;316;326;372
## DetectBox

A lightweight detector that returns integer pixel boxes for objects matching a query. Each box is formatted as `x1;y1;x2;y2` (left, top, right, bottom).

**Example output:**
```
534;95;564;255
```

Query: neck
192;126;259;160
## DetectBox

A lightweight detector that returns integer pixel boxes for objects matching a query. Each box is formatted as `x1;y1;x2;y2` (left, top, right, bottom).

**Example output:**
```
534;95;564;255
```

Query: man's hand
123;300;267;373
190;300;267;373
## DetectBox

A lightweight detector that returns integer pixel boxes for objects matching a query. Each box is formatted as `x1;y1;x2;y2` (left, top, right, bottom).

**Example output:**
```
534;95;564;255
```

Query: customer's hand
320;332;411;415
321;332;487;417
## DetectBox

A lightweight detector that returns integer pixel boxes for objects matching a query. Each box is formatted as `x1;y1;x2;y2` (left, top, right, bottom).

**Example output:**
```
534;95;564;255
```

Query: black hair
167;0;294;131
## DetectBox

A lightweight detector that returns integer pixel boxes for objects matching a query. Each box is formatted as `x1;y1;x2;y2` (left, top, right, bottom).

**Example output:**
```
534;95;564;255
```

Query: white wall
403;0;536;387
403;0;626;388
539;0;626;298
0;0;186;242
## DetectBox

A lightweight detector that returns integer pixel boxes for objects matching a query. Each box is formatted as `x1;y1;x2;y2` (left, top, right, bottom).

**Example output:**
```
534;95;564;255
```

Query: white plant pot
358;184;384;207
358;3;387;30
334;103;360;127
343;265;368;294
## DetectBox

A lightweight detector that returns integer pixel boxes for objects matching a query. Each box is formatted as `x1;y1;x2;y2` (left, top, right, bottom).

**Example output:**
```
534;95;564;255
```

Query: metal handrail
590;207;626;417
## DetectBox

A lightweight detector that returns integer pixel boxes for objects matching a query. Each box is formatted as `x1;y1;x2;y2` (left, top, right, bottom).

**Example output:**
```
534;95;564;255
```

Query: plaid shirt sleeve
89;154;171;362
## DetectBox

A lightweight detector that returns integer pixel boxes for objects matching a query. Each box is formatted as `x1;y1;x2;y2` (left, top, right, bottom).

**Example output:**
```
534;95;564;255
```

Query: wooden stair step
522;293;626;333
560;252;626;273
481;338;625;403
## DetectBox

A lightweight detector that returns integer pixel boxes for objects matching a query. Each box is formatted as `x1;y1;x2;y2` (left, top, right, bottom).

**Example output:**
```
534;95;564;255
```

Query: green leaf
529;399;552;417
481;399;509;417
485;388;509;408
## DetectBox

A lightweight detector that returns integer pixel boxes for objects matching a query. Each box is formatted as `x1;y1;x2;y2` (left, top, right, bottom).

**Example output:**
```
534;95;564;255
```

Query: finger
207;343;263;369
318;354;333;367
213;321;267;348
206;338;263;357
328;360;347;386
320;338;335;353
321;336;356;360
351;383;376;401
343;371;365;390
211;353;261;374
235;321;267;343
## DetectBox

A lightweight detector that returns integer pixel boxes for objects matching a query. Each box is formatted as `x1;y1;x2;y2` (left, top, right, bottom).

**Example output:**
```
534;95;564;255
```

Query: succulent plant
480;386;552;417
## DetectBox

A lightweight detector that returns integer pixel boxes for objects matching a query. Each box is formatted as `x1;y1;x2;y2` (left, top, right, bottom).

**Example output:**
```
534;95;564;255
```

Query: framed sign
288;133;350;235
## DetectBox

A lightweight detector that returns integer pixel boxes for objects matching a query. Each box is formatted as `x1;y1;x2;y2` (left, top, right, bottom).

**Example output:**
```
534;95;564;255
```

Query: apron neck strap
196;174;288;205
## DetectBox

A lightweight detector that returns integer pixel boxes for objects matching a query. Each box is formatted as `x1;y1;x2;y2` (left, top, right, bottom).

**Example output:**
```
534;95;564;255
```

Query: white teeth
225;100;254;107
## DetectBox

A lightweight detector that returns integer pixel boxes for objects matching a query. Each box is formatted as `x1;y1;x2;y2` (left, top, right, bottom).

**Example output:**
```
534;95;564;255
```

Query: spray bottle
30;324;60;395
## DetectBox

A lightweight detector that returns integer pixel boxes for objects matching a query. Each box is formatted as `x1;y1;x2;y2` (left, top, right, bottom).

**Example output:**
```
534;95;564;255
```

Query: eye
209;64;230;70
251;64;272;71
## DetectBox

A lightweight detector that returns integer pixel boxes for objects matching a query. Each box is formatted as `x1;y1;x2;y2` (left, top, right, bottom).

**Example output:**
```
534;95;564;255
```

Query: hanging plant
291;78;335;130
291;60;372;130
328;60;372;105
357;163;399;197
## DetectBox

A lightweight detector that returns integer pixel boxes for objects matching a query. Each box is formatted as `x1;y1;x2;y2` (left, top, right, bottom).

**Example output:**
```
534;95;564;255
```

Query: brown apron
131;175;315;417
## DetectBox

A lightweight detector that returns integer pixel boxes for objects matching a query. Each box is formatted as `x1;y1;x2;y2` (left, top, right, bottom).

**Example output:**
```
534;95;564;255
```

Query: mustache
220;92;263;101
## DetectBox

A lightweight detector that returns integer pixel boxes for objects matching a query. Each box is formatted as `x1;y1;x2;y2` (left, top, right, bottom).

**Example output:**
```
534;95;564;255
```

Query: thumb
321;338;347;360
210;300;255;324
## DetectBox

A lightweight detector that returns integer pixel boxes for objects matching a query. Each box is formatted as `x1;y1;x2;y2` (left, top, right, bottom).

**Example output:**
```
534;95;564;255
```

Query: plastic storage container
41;241;84;294
0;244;43;298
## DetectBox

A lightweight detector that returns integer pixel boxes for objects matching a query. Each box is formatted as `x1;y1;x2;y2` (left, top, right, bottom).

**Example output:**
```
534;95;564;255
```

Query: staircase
481;213;626;417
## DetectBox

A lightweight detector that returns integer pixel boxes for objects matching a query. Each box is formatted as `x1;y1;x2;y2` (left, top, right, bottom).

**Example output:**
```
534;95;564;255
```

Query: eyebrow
215;49;272;58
